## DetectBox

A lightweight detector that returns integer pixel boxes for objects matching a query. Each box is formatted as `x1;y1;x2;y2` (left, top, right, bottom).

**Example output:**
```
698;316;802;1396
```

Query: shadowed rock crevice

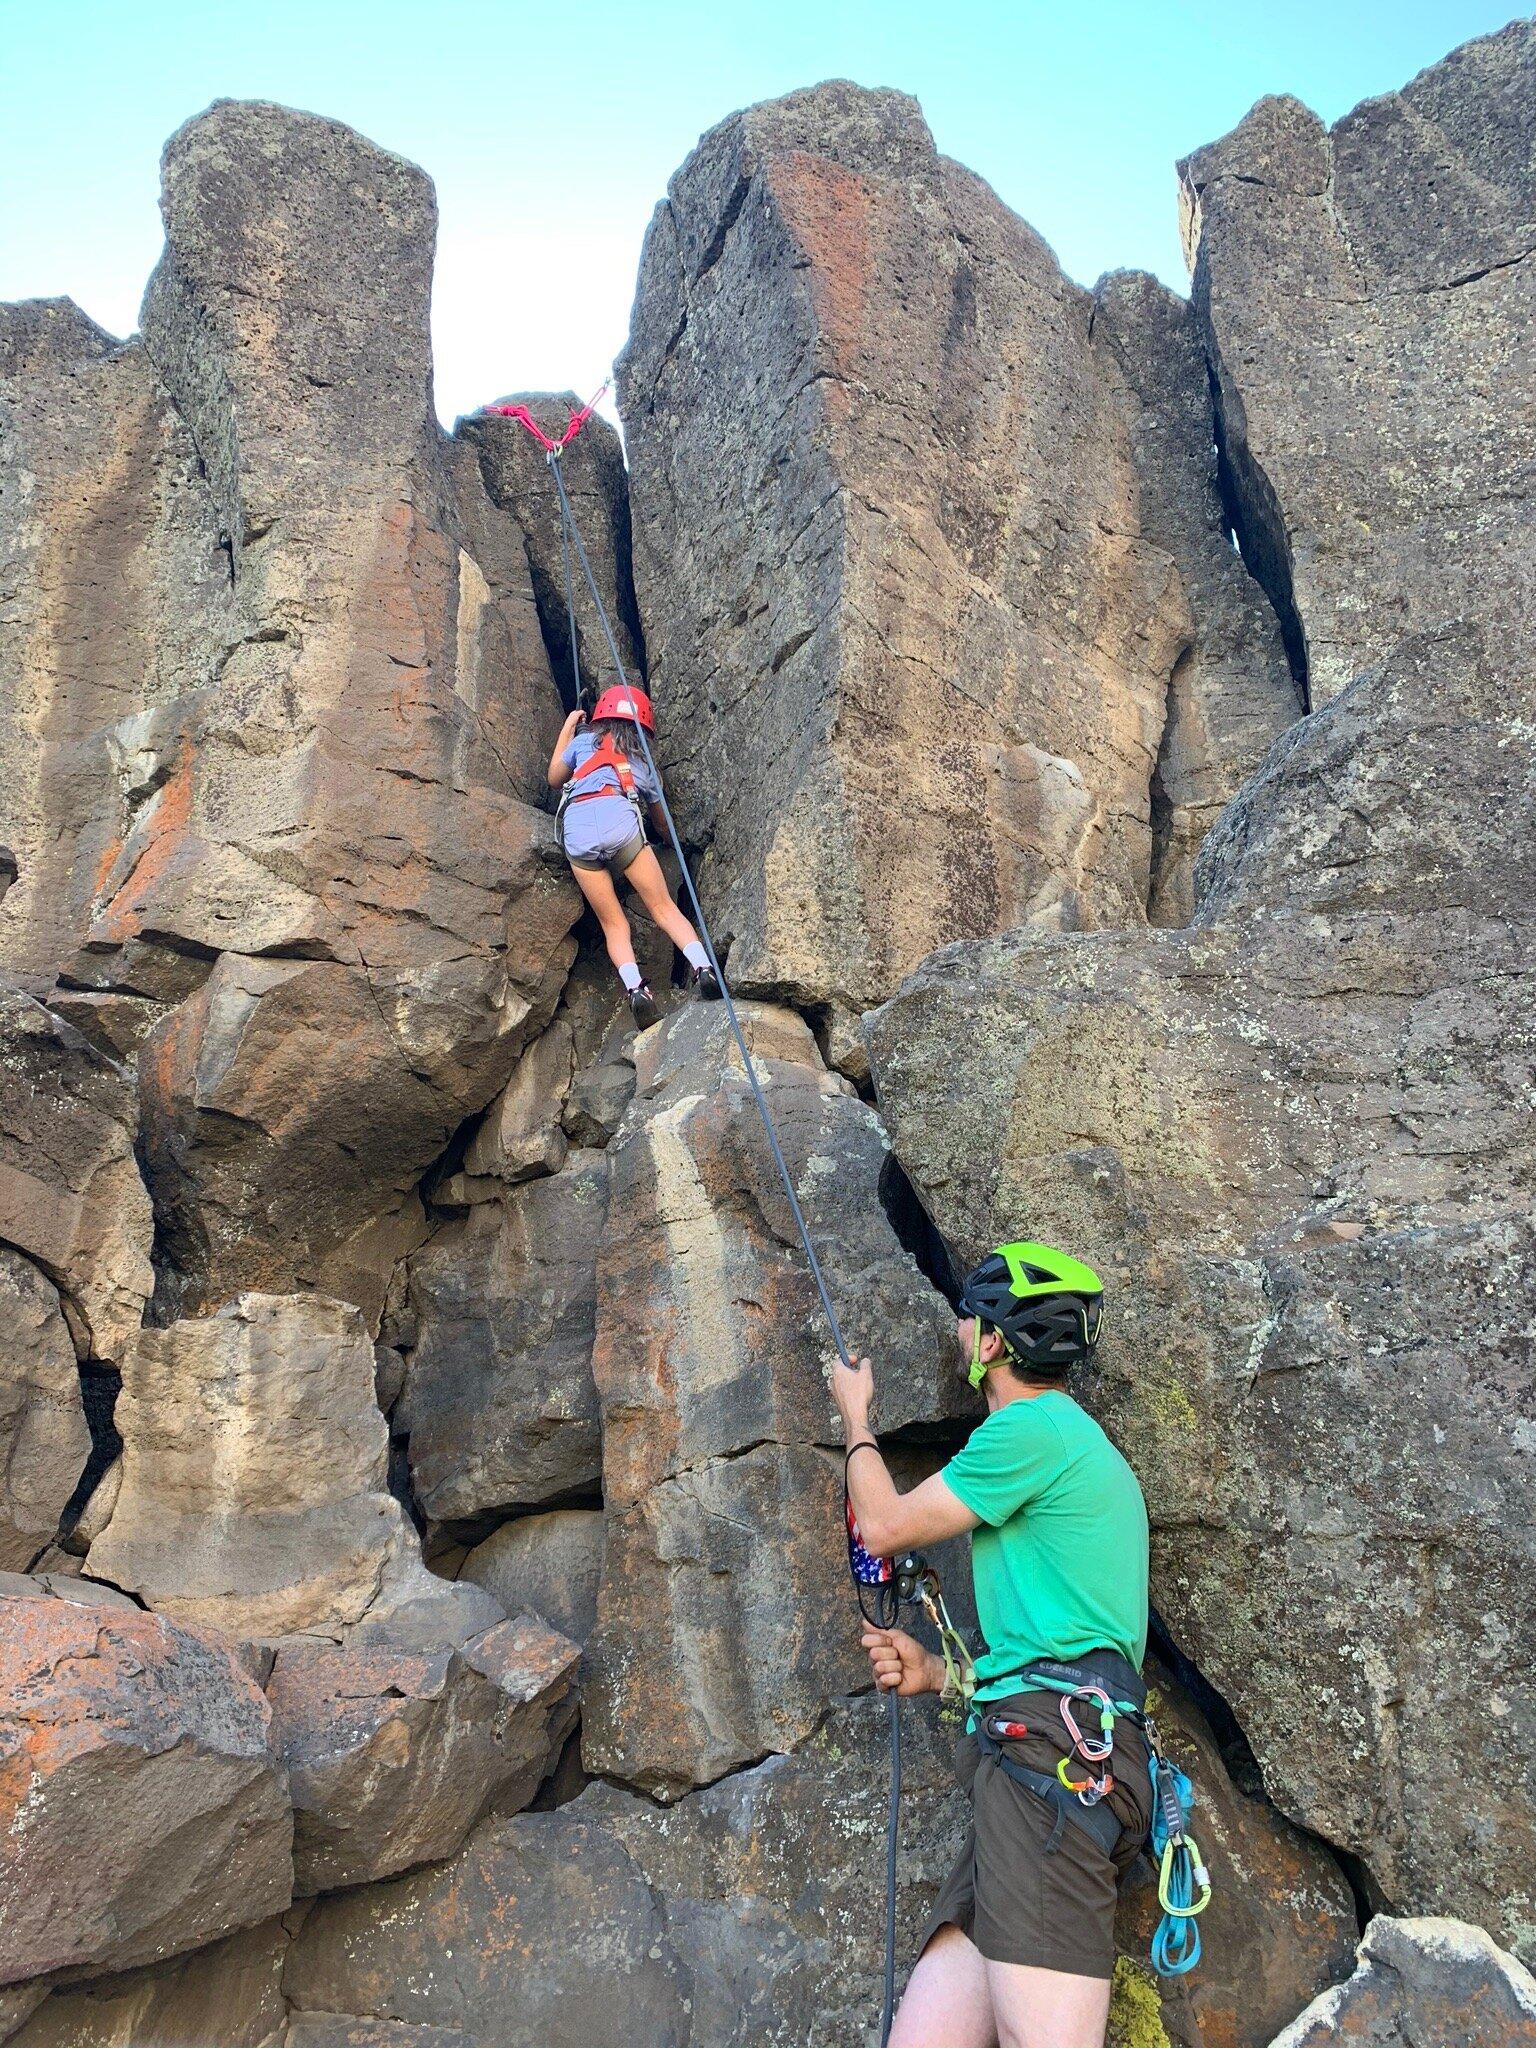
1206;360;1312;709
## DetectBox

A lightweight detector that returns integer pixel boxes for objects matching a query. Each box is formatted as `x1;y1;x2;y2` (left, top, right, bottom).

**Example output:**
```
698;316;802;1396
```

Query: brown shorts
920;1689;1154;1979
567;825;647;875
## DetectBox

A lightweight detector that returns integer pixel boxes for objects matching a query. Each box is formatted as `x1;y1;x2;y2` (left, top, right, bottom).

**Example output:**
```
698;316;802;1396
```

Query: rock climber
547;685;721;1028
831;1241;1153;2048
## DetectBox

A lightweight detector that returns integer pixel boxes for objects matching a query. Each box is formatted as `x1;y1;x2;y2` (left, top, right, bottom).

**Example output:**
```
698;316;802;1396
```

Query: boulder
866;624;1536;1946
283;1812;691;2046
5;1920;289;2048
1266;1916;1536;2047
460;396;644;705
0;987;152;1365
266;1615;579;1893
0;1251;90;1569
456;1509;605;1650
619;83;1294;1053
86;1293;447;1639
1179;22;1536;704
400;1150;609;1525
92;100;580;1317
0;1594;292;1986
581;1000;967;1795
460;1014;573;1188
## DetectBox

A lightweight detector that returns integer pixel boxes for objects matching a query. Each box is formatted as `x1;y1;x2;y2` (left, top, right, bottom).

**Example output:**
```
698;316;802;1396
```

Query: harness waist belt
974;1724;1126;1858
1010;1650;1148;1714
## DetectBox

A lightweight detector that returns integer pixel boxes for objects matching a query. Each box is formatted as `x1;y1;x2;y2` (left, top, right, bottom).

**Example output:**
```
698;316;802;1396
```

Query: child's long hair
590;714;644;758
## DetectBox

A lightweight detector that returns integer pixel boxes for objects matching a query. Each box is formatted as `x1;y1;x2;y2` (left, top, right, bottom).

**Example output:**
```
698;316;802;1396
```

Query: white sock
618;961;642;991
683;943;709;971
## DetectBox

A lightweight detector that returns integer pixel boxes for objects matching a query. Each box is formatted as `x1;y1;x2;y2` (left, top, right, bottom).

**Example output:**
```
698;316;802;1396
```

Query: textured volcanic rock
461;395;644;706
90;100;581;1318
1114;1663;1357;2048
399;1150;609;1524
4;1921;290;2048
456;1509;605;1650
284;1811;691;2046
1179;21;1536;706
266;1614;579;1893
0;1594;292;1986
0;988;152;1366
0;1251;90;1569
581;1000;970;1795
867;623;1536;1946
282;1684;1349;2048
1088;274;1301;926
0;301;235;1021
1267;1916;1536;2047
85;1292;485;1640
619;83;1294;1056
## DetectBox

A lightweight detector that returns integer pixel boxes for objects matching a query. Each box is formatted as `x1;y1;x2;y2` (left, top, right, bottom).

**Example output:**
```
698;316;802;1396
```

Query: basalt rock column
98;101;581;1318
1179;21;1536;704
620;83;1296;1060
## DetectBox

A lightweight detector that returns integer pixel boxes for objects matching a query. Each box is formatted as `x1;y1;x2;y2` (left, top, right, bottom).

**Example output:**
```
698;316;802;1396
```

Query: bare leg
987;1959;1111;2048
623;846;701;957
571;863;637;979
889;1925;997;2048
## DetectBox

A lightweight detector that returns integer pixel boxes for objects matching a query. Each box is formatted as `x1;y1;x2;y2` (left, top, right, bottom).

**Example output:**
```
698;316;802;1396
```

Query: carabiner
1157;1837;1212;1916
1060;1686;1115;1763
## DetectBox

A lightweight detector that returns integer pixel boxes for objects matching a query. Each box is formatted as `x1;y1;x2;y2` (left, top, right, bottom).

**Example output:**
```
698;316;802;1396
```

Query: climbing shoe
691;964;724;1001
627;982;660;1030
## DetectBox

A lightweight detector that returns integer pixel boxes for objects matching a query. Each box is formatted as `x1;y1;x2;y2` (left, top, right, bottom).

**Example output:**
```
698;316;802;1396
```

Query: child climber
548;685;721;1028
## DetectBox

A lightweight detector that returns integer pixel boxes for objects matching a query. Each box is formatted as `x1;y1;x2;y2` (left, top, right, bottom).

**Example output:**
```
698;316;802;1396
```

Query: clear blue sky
0;1;1518;426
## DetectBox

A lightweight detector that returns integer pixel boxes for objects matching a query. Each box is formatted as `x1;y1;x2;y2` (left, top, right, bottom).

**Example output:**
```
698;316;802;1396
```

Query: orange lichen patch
764;152;875;392
93;734;196;943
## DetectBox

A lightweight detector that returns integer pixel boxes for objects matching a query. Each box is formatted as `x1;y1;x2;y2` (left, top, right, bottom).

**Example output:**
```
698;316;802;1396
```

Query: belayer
547;685;722;1027
833;1243;1154;2048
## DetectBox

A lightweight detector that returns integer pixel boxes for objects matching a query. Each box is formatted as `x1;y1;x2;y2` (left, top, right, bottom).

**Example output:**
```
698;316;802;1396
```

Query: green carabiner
1158;1837;1212;1916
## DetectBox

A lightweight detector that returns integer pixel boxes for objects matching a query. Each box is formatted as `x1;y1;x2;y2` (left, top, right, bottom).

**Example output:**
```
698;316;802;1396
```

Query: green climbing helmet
957;1241;1105;1386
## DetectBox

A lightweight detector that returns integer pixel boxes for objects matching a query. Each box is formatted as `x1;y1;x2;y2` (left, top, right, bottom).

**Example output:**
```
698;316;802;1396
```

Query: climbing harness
555;733;645;852
494;398;913;2045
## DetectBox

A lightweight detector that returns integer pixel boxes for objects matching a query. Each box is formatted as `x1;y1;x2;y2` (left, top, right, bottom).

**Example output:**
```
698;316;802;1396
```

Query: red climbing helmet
591;685;654;731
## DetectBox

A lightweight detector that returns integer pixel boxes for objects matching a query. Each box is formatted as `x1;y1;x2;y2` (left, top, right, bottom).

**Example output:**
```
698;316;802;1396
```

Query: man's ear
980;1327;1008;1365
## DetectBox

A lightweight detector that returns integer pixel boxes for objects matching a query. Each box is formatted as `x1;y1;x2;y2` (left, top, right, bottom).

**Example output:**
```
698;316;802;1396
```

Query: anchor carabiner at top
1060;1685;1116;1763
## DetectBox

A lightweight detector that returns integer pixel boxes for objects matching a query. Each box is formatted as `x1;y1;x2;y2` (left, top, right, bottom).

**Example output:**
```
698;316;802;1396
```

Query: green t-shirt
940;1390;1149;1703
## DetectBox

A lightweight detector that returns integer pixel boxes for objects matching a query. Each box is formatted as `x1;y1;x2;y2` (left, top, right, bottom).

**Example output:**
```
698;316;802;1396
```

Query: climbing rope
518;422;909;2045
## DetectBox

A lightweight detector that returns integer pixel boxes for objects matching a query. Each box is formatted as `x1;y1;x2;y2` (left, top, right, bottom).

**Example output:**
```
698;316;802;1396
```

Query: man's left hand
831;1353;876;1436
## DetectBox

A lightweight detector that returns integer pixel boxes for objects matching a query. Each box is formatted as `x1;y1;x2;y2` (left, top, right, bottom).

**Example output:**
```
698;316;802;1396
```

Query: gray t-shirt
559;732;661;862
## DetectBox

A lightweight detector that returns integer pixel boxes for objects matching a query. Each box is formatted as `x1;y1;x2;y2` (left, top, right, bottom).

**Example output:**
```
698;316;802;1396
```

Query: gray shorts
567;824;646;876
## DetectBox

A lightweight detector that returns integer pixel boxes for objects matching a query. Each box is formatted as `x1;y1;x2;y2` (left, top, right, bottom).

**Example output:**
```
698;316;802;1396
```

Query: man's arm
832;1355;980;1556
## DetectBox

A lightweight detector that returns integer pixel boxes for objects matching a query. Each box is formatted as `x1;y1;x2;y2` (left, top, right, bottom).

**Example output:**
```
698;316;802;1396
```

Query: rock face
267;1614;579;1893
0;1594;292;1986
867;625;1536;1946
0;1250;90;1569
4;1922;290;2048
1180;22;1536;706
1267;1916;1536;2048
86;1293;472;1639
0;988;153;1367
399;1150;609;1526
620;83;1296;1056
0;301;235;1023
461;396;644;705
582;1002;967;1795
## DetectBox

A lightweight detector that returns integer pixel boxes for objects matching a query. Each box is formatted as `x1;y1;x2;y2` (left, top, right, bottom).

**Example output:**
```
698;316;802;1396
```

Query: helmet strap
967;1318;989;1391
